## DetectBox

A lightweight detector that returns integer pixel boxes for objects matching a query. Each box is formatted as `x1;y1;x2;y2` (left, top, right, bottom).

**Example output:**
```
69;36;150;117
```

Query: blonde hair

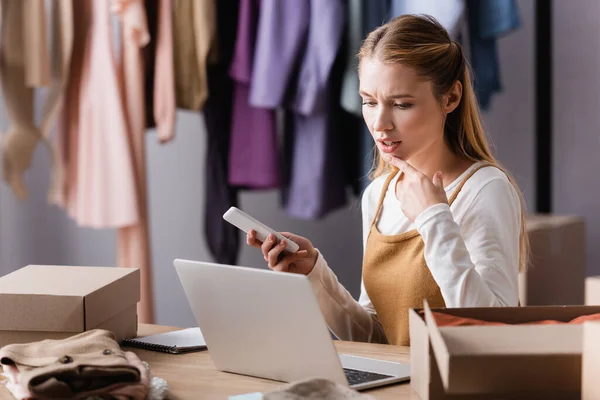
358;14;529;271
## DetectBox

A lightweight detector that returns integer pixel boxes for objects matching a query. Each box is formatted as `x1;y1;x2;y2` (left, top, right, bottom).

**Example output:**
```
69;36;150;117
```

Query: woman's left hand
386;155;448;222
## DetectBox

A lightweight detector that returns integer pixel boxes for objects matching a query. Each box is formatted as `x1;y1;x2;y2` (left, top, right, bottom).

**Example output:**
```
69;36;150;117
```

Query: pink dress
55;0;138;228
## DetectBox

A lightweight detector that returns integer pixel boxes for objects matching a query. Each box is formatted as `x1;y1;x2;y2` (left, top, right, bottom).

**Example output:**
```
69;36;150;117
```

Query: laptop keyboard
343;368;394;385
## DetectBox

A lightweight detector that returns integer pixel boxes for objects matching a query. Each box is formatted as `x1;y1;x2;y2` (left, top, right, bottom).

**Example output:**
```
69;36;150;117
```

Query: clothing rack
535;0;552;213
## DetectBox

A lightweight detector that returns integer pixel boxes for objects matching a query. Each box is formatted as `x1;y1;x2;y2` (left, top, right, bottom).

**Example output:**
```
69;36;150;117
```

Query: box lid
526;214;584;232
0;265;139;332
422;301;600;395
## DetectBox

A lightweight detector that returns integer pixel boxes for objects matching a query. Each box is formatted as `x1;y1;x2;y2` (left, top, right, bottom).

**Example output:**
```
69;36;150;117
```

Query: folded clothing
0;329;148;400
262;378;375;400
420;311;600;327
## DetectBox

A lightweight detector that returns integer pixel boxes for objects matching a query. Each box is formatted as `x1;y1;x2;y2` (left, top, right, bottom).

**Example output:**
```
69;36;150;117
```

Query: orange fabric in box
419;311;600;326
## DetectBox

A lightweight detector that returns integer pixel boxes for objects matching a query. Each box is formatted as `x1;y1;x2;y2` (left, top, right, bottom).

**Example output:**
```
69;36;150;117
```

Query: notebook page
135;327;206;348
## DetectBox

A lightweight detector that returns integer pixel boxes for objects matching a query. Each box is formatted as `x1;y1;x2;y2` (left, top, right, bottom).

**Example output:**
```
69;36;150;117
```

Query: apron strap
371;171;398;229
447;163;492;206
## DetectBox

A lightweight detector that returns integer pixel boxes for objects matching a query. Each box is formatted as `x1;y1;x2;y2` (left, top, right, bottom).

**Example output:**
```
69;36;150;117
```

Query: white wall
0;0;535;327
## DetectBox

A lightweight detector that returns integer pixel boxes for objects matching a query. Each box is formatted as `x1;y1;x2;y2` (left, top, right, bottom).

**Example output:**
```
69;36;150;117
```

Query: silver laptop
173;259;410;390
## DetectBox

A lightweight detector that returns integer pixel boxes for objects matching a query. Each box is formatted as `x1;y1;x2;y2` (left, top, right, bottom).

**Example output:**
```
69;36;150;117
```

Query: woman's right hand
246;231;319;275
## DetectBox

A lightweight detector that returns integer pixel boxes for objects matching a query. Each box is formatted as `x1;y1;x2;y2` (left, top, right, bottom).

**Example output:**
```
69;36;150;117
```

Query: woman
247;15;527;346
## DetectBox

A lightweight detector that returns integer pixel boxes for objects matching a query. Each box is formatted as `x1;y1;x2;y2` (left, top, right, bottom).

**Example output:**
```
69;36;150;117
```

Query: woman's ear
443;80;463;114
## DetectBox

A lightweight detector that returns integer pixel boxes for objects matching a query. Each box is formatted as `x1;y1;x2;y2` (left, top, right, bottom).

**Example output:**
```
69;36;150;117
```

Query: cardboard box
0;265;139;347
409;302;600;399
520;215;586;306
582;321;600;400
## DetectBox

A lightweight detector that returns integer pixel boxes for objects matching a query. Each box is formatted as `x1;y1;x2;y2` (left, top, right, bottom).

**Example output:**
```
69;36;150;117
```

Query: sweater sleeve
304;182;388;343
414;177;521;307
306;252;388;343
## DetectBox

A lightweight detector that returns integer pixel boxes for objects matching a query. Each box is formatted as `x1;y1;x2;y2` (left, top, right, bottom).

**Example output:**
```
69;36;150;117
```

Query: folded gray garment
263;378;375;400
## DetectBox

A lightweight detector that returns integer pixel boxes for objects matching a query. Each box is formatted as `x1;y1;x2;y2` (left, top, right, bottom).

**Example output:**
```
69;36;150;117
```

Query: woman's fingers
246;230;262;248
267;239;287;268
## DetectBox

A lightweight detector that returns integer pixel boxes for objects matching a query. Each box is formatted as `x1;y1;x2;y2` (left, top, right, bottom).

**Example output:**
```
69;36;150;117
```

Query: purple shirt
249;0;310;108
292;0;346;116
282;0;348;219
228;0;278;188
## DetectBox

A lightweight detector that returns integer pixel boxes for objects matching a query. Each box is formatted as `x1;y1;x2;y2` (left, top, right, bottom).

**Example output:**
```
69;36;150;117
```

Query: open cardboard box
582;321;600;400
409;301;600;399
0;265;139;347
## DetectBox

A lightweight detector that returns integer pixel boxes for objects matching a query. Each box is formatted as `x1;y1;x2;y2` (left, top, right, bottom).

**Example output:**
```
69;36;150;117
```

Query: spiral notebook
122;327;207;354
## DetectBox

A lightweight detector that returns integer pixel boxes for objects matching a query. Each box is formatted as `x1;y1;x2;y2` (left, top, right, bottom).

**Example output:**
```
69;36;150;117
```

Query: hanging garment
172;0;217;111
203;0;241;265
248;1;310;109
53;0;139;228
52;0;155;323
339;0;390;191
340;0;391;117
112;0;155;324
282;0;348;220
0;0;70;201
143;0;158;129
390;0;465;38
340;0;365;118
228;0;278;189
152;0;176;143
250;0;348;219
466;0;520;110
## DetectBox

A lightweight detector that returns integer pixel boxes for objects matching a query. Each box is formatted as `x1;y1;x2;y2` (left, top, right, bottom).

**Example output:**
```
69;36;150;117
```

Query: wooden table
127;324;419;399
0;324;419;399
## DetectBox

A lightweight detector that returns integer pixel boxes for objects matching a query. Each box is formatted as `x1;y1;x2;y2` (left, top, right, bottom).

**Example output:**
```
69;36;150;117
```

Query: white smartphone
223;207;300;253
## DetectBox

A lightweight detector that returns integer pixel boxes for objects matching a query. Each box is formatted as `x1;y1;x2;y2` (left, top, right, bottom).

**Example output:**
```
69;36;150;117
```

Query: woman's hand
386;155;448;221
246;231;319;275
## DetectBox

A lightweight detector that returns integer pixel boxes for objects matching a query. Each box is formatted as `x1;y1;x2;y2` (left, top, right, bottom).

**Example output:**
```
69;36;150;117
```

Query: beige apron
362;164;489;345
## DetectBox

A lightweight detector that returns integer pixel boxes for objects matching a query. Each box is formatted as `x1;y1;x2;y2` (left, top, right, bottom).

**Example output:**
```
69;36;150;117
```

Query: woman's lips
377;140;401;153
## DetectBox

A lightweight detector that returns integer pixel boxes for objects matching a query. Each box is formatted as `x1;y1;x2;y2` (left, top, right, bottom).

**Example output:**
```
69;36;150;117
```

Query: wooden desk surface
128;324;419;399
0;325;419;400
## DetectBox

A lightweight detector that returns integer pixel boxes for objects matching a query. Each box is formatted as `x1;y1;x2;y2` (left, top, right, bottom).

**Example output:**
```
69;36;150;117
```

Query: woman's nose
373;108;393;133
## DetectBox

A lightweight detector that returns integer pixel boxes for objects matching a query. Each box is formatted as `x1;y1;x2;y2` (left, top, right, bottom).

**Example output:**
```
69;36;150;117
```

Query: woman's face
359;58;448;162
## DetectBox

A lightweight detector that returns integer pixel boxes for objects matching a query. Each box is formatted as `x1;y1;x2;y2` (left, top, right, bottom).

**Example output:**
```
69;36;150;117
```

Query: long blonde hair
358;14;529;271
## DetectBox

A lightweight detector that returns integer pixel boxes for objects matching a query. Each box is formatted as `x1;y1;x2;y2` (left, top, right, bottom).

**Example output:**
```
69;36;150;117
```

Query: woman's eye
362;101;376;107
394;103;413;109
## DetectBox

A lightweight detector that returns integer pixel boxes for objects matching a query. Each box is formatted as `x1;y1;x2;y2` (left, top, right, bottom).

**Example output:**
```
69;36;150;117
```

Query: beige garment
362;165;489;346
0;330;146;400
22;0;50;87
172;0;217;110
113;0;155;324
153;0;176;143
263;378;374;400
2;363;32;399
2;351;148;400
0;0;71;201
107;351;149;399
